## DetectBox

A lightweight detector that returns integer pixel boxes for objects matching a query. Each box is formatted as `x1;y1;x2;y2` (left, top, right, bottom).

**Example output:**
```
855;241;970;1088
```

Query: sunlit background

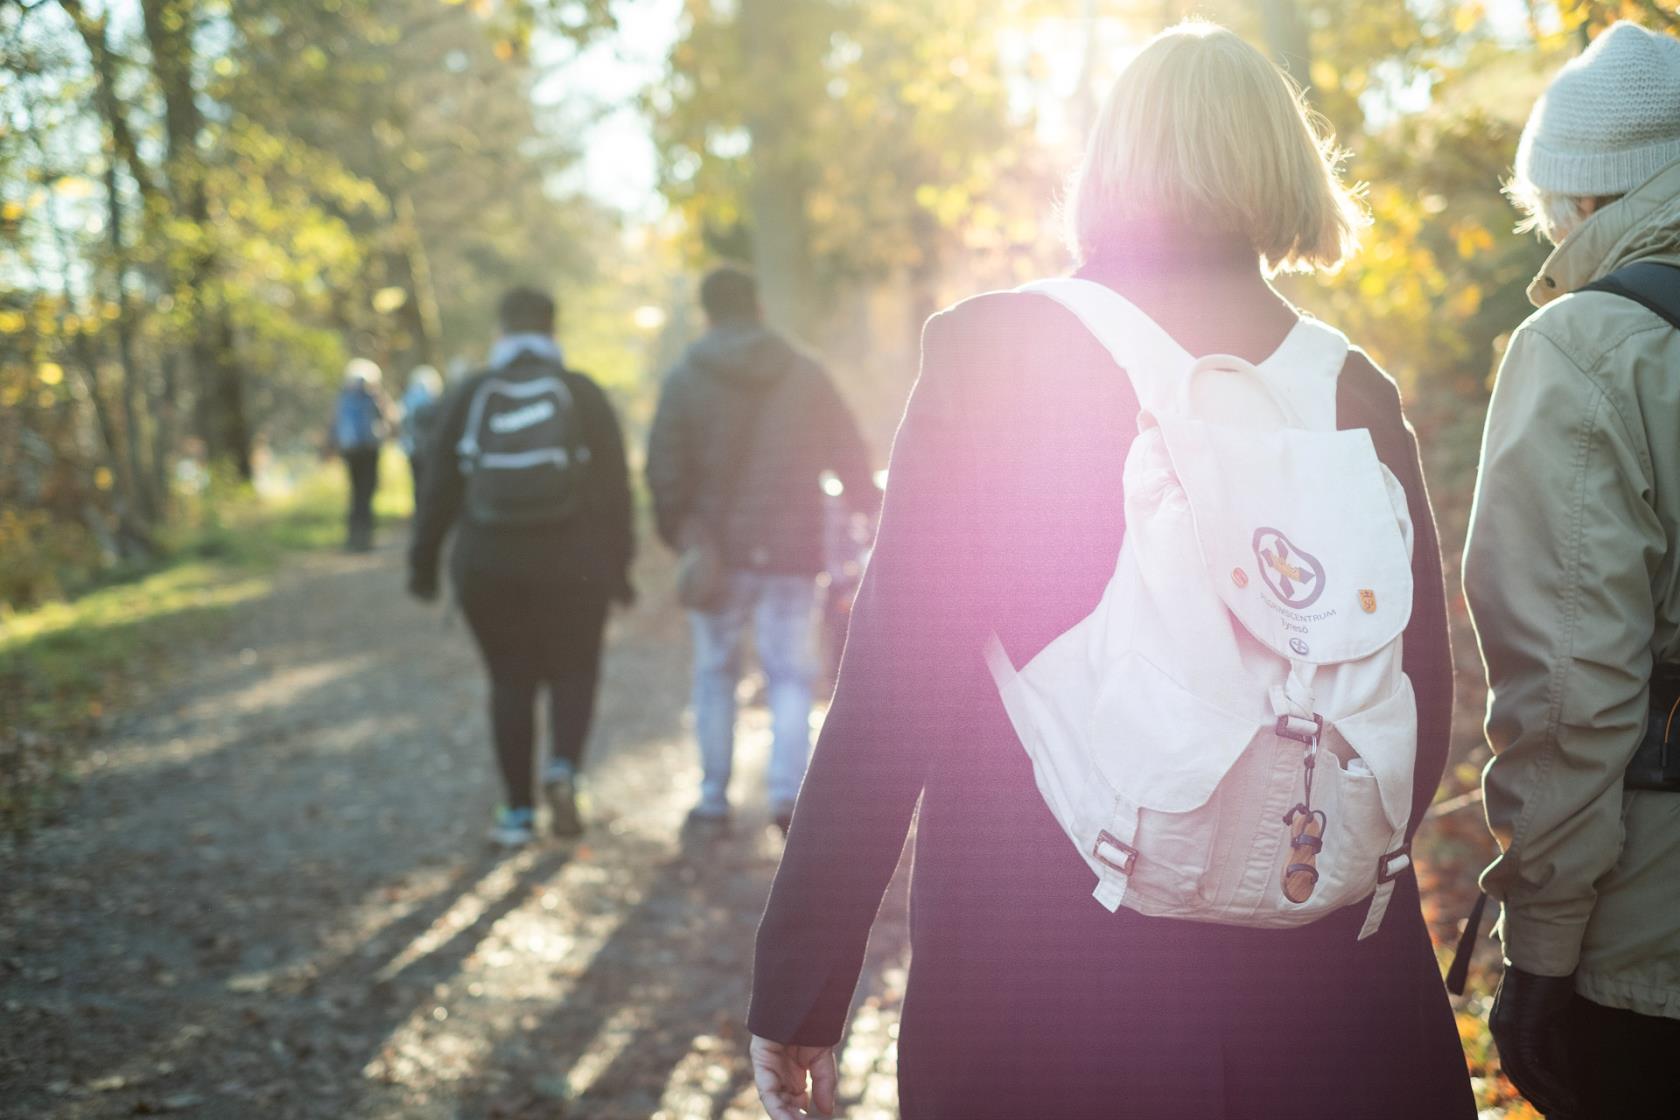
3;2;1673;1118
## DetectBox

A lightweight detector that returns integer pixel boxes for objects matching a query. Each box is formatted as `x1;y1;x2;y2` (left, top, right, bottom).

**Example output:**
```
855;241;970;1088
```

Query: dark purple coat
749;270;1474;1119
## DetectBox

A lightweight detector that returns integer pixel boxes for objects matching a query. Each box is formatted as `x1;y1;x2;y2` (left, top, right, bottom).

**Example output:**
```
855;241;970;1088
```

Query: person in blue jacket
330;358;390;552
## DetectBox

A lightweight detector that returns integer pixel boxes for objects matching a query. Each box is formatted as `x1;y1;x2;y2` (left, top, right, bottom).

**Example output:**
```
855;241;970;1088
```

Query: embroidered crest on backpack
1254;527;1325;609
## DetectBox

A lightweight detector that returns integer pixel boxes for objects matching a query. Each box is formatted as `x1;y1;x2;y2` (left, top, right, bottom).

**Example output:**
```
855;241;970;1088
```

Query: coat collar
1529;156;1680;307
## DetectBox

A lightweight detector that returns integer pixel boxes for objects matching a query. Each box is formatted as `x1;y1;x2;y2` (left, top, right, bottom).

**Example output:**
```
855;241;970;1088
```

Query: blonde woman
749;23;1472;1120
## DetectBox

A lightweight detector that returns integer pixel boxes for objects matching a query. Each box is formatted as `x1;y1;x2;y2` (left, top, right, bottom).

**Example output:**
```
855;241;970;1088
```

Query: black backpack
455;356;591;527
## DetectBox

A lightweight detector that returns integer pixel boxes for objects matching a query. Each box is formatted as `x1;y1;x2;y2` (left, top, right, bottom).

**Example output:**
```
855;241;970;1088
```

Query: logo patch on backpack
1253;528;1326;610
488;398;557;435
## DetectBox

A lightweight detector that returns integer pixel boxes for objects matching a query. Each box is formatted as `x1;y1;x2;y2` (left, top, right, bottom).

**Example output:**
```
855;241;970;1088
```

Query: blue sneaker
488;806;537;849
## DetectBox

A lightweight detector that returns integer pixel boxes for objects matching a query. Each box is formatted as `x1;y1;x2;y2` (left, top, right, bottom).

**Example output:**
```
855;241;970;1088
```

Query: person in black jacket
409;287;634;849
747;24;1473;1120
646;266;876;834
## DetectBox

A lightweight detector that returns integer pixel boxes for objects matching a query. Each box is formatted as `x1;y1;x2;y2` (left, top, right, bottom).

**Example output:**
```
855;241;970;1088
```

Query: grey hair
1504;176;1591;244
344;357;383;386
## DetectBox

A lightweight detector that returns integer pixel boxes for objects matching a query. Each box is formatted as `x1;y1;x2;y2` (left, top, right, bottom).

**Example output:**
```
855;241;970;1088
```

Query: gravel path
0;540;909;1119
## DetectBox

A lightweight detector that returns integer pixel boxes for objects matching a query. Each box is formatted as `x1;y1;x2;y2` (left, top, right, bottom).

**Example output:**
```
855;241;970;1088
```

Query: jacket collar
1529;156;1680;307
489;332;564;370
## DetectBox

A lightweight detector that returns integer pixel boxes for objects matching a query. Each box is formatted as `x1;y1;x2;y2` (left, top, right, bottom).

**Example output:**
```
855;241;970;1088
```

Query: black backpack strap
1444;890;1490;995
1579;260;1680;330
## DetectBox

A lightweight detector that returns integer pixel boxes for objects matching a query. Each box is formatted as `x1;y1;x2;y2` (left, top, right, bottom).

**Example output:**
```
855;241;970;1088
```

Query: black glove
408;568;439;603
1489;965;1580;1118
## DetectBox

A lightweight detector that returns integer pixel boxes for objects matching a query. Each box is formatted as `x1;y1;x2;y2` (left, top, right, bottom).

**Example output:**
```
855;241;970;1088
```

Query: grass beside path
0;452;413;838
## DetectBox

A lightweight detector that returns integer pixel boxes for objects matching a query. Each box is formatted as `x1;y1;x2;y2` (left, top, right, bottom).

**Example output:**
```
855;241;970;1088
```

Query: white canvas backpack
986;278;1419;940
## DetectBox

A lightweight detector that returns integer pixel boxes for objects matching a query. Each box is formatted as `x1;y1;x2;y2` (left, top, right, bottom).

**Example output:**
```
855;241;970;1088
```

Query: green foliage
0;450;411;838
1;0;630;612
654;0;1061;338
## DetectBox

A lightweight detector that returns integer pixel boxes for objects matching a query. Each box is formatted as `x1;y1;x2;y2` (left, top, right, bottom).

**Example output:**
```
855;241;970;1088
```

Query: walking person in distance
646;265;877;836
330;357;390;553
409;287;635;849
399;364;445;500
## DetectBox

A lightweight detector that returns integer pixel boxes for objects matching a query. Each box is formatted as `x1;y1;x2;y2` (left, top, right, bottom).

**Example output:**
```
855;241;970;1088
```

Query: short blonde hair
1068;22;1365;273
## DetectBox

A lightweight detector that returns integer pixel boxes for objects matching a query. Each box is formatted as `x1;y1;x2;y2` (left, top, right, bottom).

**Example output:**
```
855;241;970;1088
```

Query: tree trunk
202;314;251;479
141;0;253;481
91;19;155;520
104;157;153;522
395;191;442;367
151;351;181;513
738;0;824;340
58;0;159;518
42;184;139;554
1259;0;1312;92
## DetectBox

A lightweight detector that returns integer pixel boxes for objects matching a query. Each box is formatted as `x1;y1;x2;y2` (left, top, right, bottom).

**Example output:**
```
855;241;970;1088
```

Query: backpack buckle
1377;844;1412;884
1093;830;1138;876
1275;713;1324;744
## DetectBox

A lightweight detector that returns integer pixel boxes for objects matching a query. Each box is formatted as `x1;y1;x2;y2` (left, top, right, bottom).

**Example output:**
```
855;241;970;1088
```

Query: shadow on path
0;541;911;1120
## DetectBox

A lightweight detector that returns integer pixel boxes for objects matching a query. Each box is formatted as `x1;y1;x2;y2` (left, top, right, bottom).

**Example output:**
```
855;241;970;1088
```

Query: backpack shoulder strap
1580;260;1680;330
1018;278;1350;427
1017;278;1194;414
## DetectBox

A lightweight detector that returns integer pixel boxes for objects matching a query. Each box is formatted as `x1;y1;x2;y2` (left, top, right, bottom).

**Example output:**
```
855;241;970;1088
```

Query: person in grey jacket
646;266;876;834
1463;21;1680;1119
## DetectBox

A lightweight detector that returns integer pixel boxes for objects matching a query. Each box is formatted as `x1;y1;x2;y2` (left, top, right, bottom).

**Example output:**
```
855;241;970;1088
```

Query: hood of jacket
1529;156;1680;306
683;322;797;385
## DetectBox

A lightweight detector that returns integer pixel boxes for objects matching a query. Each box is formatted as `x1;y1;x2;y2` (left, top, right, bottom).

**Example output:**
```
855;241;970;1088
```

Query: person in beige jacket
1464;21;1680;1120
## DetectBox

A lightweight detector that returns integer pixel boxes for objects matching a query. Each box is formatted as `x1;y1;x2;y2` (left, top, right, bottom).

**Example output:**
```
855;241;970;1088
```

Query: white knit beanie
1516;21;1680;197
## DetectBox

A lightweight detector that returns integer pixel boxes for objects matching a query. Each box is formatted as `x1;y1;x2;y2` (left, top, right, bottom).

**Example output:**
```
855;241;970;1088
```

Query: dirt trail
0;541;909;1119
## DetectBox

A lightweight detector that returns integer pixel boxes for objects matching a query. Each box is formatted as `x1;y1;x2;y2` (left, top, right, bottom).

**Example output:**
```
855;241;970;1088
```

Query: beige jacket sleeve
1463;323;1662;977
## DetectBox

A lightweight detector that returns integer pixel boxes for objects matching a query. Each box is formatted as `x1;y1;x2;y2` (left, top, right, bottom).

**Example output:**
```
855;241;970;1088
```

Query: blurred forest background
13;0;1680;610
4;3;1680;1113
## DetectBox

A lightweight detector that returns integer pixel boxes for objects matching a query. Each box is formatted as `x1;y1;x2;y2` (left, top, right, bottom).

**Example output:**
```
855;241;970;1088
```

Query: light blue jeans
688;571;817;815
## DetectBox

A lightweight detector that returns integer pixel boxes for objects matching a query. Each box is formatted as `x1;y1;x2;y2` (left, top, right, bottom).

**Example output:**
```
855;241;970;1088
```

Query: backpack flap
1153;415;1414;666
1089;650;1268;814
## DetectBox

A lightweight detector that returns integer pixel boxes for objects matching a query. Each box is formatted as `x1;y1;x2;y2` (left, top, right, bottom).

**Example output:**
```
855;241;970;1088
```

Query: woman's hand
749;1034;837;1119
